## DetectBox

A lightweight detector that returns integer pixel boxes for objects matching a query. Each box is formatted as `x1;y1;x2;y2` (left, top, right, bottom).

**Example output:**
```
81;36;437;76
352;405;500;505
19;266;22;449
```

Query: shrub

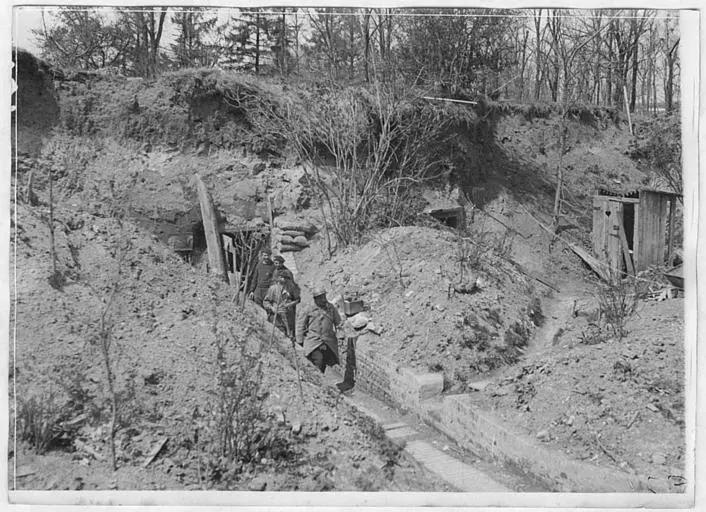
629;113;682;196
194;320;295;483
17;389;69;454
287;84;452;247
597;274;641;340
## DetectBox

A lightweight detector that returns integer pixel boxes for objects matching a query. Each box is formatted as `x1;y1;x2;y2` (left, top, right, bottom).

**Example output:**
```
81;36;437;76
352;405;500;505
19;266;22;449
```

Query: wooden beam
618;223;636;276
266;195;274;252
195;175;228;281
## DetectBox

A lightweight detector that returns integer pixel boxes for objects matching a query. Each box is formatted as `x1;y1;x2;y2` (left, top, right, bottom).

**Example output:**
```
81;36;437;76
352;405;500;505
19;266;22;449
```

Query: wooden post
623;85;633;135
266;195;274;251
195;175;228;282
666;197;676;266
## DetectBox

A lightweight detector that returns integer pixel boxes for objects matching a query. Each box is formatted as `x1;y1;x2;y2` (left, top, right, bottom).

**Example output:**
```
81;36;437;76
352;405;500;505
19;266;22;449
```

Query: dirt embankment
11;61;683;491
10;199;450;491
13;48;60;155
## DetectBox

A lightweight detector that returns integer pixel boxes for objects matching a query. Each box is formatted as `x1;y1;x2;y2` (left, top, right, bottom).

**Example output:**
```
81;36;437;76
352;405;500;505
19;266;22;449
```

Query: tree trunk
255;12;261;74
606;30;613;105
665;39;679;113
280;9;288;76
518;29;529;101
533;10;543;101
363;11;371;83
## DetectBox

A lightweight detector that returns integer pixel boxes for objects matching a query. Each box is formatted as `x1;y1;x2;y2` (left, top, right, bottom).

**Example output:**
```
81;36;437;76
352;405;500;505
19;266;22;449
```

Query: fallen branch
143;437;168;468
626;411;640;429
507;260;561;293
473;206;531;239
595;436;620;464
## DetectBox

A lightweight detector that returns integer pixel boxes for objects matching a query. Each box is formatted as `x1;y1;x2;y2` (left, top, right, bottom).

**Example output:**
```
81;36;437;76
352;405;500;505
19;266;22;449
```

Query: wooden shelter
592;188;680;275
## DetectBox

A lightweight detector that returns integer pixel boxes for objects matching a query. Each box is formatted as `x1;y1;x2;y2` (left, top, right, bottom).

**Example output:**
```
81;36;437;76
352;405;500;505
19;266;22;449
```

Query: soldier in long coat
296;287;342;373
248;248;275;307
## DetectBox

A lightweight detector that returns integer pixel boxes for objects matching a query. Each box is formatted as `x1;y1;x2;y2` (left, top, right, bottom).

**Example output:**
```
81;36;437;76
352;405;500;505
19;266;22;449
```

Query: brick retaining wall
339;330;677;493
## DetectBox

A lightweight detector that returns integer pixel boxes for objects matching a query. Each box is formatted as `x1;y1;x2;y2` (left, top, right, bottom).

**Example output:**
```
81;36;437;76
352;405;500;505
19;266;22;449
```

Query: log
195;175;227;282
280;243;302;252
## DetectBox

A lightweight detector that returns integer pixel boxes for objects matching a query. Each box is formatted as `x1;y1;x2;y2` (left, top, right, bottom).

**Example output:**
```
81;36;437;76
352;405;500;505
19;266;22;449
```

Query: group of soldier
248;248;342;374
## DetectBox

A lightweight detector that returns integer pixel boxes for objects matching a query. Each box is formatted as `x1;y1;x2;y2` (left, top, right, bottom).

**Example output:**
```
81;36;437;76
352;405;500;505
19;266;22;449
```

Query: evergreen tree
170;9;218;68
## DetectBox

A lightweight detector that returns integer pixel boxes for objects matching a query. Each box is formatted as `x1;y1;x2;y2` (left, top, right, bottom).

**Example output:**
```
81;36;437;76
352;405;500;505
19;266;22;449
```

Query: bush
194;321;295;483
597;274;641;340
629;113;682;195
287;84;452;246
17;389;69;453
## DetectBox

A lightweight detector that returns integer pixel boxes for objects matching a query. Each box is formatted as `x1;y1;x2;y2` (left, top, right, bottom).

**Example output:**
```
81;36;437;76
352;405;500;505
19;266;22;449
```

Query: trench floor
321;366;547;492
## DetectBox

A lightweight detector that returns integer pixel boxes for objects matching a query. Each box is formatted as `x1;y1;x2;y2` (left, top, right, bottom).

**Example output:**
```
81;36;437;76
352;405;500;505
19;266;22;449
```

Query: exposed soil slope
9;200;450;491
474;297;685;491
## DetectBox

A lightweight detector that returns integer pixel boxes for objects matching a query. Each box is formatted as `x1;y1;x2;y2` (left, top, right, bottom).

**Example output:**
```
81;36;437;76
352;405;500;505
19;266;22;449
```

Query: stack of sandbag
273;219;319;253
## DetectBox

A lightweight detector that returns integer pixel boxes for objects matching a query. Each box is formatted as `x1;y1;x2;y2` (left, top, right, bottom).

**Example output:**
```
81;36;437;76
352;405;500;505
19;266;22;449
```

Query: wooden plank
195;175;228;281
618;222;635;276
569;243;611;282
666;197;676;266
607;201;623;274
592;197;606;258
638;191;668;269
633;203;640;271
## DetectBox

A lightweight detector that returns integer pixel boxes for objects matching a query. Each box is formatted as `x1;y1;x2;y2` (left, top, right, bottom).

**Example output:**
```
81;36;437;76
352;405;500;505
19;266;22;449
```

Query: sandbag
292;235;310;247
279;234;295;244
276;220;318;234
280;243;301;252
281;229;306;238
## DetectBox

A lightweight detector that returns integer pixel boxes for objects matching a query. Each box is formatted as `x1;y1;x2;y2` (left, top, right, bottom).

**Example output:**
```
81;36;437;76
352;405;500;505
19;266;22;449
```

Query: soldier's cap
312;286;326;297
261;248;272;255
273;255;285;263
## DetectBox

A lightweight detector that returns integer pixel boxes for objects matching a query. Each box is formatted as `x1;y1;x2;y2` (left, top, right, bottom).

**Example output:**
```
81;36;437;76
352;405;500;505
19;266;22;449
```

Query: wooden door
593;197;624;273
636;191;669;270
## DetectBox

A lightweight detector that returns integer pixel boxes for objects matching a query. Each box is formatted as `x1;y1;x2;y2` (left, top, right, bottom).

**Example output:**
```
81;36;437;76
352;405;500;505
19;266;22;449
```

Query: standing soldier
248;248;275;307
263;270;301;340
272;254;293;281
296;287;342;374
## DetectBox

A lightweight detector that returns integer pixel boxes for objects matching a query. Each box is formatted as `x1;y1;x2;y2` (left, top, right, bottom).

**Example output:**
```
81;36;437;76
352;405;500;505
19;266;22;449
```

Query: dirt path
527;285;587;353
